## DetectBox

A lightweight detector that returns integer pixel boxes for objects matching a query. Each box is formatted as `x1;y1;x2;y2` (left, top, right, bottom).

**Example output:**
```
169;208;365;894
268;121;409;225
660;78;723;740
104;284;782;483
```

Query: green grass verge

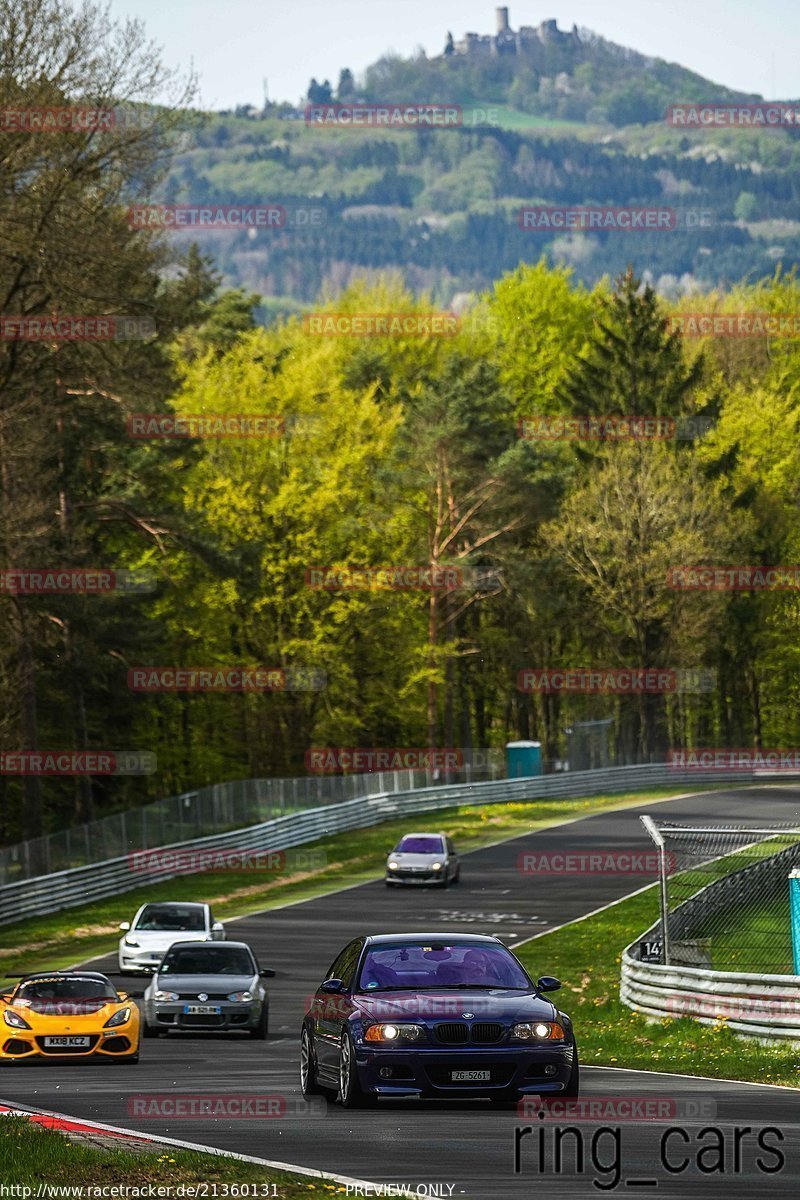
0;1117;343;1193
515;885;800;1087
710;898;793;974
0;787;707;977
665;832;798;973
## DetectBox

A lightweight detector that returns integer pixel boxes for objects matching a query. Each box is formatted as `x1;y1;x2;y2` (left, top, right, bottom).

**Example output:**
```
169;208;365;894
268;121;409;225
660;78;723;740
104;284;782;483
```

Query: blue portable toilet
790;869;800;974
506;740;542;778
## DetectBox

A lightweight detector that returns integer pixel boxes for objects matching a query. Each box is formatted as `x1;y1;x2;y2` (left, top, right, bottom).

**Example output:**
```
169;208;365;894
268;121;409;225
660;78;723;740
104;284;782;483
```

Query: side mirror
260;969;276;978
537;976;561;993
119;921;131;931
211;922;225;940
320;978;344;994
117;992;129;1001
0;993;11;1003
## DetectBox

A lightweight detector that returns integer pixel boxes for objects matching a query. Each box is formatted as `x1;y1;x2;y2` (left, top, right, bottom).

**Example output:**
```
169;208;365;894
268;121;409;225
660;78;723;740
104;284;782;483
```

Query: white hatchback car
118;901;225;975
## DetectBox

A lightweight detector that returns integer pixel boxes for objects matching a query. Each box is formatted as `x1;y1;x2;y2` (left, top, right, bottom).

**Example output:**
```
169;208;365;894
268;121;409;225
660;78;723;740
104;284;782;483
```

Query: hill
157;10;800;309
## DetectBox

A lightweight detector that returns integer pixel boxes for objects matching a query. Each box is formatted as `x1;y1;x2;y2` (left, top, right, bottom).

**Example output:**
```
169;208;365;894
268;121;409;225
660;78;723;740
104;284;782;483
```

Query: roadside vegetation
516;885;800;1087
0;1117;342;1195
0;789;702;975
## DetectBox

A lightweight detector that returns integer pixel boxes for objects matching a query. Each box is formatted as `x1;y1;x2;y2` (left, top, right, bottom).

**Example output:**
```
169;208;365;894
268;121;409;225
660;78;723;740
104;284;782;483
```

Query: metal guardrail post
641;814;670;966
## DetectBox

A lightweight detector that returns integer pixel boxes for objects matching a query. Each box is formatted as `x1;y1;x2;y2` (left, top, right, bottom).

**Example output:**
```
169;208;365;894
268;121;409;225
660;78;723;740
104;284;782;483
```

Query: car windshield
160;947;255;975
356;943;531;991
134;905;206;931
395;836;444;854
16;977;117;1006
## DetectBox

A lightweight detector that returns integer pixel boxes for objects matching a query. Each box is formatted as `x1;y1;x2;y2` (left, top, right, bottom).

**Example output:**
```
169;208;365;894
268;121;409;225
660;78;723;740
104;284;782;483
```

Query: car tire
563;1039;580;1097
338;1031;374;1108
300;1027;326;1097
142;1021;160;1038
124;1052;140;1064
452;866;461;884
249;1007;269;1039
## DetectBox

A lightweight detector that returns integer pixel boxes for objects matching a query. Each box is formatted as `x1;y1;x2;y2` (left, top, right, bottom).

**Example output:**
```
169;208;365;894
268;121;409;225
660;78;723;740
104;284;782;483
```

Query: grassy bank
0;787;703;976
0;1116;343;1194
515;885;800;1087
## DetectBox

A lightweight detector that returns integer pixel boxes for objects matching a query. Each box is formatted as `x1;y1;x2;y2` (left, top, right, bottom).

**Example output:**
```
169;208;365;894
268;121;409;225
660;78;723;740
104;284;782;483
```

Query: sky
106;0;799;111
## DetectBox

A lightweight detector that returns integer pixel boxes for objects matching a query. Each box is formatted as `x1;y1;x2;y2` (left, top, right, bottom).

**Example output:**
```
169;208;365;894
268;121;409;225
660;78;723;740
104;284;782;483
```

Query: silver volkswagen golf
385;832;460;887
142;940;274;1038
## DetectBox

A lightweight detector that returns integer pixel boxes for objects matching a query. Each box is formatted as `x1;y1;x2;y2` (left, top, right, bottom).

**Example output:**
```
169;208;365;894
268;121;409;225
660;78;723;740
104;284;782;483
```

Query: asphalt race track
4;785;800;1196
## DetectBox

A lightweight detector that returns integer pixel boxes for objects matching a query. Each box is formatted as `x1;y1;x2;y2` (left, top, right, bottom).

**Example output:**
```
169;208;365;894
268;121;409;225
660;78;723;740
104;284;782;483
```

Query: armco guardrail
621;929;800;1039
621;816;800;1039
0;763;503;884
0;762;773;926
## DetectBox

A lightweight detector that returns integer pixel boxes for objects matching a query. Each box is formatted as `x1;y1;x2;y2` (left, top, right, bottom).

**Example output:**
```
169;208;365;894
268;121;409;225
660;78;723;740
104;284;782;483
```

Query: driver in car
462;949;502;984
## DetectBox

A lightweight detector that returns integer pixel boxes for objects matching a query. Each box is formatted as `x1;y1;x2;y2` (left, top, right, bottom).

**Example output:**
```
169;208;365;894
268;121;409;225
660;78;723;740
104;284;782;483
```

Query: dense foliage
2;1;800;846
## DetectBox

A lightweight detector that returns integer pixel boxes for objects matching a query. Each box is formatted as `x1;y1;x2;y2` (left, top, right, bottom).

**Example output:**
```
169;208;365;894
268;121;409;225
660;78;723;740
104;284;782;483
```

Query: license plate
183;1005;221;1015
451;1069;490;1082
44;1036;90;1048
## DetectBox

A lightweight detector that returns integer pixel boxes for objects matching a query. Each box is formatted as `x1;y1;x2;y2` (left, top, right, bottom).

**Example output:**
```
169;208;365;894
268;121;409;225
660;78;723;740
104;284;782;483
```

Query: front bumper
353;1043;574;1097
0;1026;139;1060
147;1001;264;1032
385;871;445;885
119;950;165;973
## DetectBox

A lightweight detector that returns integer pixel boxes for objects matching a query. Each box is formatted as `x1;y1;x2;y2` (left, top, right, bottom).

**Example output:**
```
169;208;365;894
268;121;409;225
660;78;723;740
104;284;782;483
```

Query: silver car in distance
385;832;460;887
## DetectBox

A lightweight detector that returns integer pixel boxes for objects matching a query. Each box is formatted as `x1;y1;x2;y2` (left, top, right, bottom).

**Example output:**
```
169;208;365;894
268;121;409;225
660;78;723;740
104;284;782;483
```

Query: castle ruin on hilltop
451;8;584;57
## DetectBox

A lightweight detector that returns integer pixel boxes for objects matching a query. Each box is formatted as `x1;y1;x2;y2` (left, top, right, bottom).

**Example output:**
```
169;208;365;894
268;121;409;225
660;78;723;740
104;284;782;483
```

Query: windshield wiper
362;983;525;991
420;983;522;990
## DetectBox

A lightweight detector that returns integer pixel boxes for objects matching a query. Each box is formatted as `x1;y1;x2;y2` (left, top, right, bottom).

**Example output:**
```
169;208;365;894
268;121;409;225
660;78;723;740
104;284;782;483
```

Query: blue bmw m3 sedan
300;932;579;1107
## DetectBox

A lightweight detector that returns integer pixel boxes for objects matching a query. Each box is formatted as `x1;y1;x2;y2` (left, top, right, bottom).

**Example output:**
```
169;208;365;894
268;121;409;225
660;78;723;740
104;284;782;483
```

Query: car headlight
512;1021;565;1040
103;1007;132;1028
364;1023;424;1043
3;1009;31;1030
153;990;179;1002
388;862;399;871
227;991;253;1002
431;862;443;871
124;937;140;947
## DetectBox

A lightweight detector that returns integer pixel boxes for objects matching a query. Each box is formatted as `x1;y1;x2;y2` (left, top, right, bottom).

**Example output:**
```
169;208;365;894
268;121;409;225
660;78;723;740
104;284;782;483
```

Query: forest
2;0;800;847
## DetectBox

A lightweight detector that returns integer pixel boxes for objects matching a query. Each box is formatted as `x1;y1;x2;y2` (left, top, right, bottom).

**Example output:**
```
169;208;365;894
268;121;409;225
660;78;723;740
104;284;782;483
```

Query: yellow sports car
0;971;140;1063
